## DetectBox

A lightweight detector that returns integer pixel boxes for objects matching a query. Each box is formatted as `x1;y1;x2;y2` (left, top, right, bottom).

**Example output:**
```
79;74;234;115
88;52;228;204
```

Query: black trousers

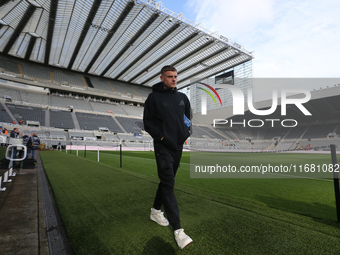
153;142;183;230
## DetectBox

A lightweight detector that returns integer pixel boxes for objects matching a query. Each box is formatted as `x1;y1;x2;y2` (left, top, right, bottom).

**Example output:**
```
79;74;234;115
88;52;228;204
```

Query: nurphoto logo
198;84;312;128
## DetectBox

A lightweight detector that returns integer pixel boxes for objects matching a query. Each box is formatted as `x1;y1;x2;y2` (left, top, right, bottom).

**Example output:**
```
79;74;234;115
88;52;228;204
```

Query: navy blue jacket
29;135;40;149
10;130;19;138
22;135;30;146
143;82;191;150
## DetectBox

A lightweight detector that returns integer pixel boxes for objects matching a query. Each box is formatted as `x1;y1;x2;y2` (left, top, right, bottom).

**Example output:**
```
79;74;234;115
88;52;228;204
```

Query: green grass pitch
40;150;340;254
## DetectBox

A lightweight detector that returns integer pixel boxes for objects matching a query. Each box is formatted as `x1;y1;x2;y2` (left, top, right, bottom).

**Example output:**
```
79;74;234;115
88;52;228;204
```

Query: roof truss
0;0;253;88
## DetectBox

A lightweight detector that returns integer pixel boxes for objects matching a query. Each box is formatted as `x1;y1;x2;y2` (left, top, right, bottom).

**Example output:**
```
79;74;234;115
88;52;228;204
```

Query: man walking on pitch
143;66;193;249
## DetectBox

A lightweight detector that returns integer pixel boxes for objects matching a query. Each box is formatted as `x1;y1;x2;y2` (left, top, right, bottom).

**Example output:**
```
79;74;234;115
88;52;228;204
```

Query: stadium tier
115;116;143;134
51;95;92;111
0;85;22;101
49;110;75;129
75;112;124;133
121;105;144;116
53;70;85;87
89;101;127;115
20;64;51;81
70;140;119;146
302;123;337;139
0;57;18;73
20;91;49;106
0;102;13;123
261;127;291;140
6;103;45;126
88;78;114;92
274;141;296;151
283;126;307;139
214;128;235;139
69;130;96;140
0;55;149;101
191;125;225;139
103;133;120;142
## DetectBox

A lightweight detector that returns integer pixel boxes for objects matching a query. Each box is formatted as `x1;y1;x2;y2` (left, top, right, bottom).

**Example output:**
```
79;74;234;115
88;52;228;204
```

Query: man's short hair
161;65;177;75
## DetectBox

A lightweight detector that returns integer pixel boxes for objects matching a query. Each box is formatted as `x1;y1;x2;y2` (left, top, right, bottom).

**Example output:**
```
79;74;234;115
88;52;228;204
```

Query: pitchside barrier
63;141;190;167
64;144;124;167
0;138;27;192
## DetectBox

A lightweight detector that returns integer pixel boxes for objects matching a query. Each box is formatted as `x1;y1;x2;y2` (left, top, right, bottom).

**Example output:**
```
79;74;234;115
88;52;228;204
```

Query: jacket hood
152;82;178;93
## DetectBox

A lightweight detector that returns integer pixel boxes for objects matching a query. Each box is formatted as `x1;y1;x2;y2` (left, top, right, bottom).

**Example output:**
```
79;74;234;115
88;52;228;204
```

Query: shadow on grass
255;194;340;226
142;236;175;255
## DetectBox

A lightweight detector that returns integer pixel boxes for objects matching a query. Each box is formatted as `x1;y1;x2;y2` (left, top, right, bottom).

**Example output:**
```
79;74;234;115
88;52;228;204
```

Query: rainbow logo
197;82;223;106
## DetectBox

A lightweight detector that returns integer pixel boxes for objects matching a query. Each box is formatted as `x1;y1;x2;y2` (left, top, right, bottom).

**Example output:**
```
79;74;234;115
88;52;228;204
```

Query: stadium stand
214;128;235;139
132;86;151;98
34;129;66;140
191;125;211;138
89;101;127;115
110;81;139;96
0;57;19;73
20;63;51;81
191;125;226;139
75;112;123;133
45;139;67;148
19;91;49;106
51;95;92;111
0;86;21;102
103;133;119;142
118;133;151;141
53;70;85;87
275;140;295;151
0;54;150;106
50;109;75;129
120;105;144;116
6;103;45;125
297;138;340;151
284;126;307;139
251;140;273;150
117;133;140;141
262;127;289;140
89;77;115;93
115;116;143;134
70;140;118;147
69;131;96;140
134;120;144;130
47;130;66;139
231;128;255;140
302;123;337;139
0;102;13;123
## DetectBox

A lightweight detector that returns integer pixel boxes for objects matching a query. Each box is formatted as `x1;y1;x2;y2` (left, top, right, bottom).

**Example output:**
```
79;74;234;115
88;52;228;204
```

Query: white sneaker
174;228;193;249
150;208;169;226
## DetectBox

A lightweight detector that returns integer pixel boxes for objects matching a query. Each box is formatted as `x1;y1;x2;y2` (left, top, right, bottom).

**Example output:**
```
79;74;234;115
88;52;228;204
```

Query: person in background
19;133;30;158
10;128;20;159
10;128;20;138
26;132;40;159
57;140;61;150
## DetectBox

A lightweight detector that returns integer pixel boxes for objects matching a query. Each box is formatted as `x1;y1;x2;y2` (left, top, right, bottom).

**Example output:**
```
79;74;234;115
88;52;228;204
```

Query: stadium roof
0;0;253;89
